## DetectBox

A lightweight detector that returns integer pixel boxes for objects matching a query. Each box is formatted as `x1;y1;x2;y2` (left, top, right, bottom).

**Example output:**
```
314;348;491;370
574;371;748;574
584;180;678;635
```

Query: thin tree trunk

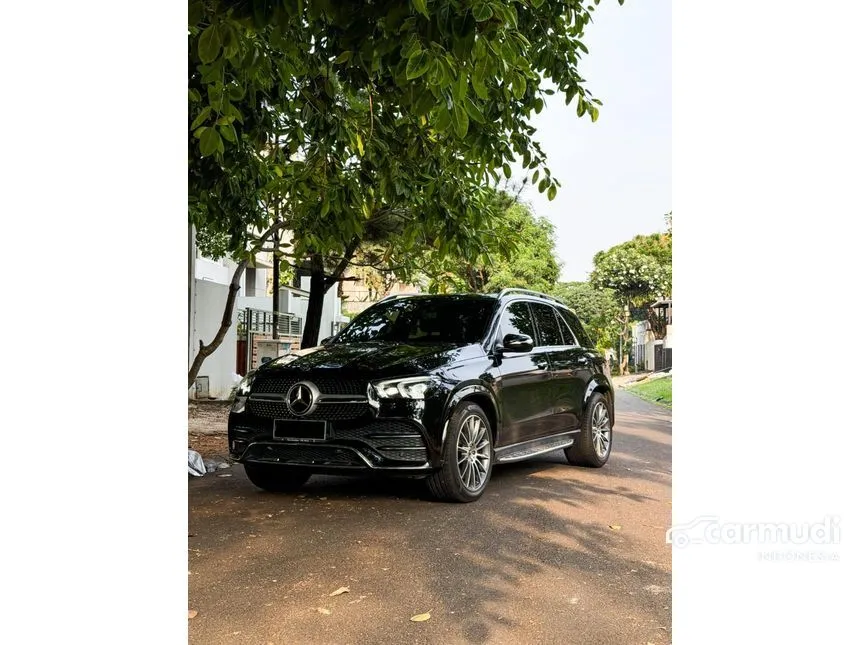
620;298;630;376
187;259;248;390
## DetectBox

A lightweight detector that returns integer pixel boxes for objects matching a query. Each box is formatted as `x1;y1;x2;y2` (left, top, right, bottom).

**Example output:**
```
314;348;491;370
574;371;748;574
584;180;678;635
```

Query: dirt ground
188;400;231;460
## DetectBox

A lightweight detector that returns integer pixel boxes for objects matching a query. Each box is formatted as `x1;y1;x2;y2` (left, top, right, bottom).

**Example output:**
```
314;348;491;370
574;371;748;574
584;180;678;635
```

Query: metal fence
238;308;303;337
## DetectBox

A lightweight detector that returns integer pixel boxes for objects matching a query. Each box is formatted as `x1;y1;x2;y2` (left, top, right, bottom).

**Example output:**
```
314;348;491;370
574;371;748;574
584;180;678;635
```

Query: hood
256;341;478;378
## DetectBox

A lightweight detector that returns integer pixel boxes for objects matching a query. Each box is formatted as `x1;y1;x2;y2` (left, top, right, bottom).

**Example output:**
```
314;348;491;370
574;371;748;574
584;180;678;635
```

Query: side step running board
495;432;578;464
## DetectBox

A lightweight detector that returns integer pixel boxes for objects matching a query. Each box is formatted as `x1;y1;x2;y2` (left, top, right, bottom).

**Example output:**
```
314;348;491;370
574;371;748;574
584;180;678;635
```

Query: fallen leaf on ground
411;612;431;622
316;607;332;615
329;587;350;597
188;610;198;619
609;525;622;531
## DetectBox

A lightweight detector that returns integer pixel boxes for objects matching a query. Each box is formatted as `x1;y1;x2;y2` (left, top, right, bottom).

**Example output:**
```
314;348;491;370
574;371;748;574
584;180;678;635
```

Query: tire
565;392;612;468
427;402;494;503
244;463;311;493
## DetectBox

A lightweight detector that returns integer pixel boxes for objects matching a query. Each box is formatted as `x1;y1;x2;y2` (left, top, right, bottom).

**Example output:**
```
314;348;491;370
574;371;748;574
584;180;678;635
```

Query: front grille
245;444;364;467
247;399;370;421
254;376;367;396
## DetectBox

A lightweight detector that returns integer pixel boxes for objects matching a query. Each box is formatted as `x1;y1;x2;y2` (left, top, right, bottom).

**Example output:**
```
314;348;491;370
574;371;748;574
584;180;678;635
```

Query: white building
188;227;349;399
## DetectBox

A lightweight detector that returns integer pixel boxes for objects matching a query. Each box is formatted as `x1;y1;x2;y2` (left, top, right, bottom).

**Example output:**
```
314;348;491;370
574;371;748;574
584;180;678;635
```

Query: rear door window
531;303;565;347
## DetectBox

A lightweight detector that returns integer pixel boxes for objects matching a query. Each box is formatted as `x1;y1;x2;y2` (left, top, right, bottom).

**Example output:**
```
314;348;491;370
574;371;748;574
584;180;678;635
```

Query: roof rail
497;288;564;305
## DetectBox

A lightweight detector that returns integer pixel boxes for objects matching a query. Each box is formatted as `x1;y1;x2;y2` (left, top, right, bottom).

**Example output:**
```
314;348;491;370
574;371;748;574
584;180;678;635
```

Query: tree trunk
301;254;327;349
620;299;630;376
300;237;362;349
187;259;248;390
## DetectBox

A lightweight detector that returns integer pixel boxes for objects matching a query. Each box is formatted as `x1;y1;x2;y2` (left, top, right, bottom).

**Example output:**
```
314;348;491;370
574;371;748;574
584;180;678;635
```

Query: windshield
334;296;495;345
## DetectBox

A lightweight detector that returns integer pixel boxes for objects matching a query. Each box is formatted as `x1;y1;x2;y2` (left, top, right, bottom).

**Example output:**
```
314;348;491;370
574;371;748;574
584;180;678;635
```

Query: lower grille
332;421;428;463
245;444;364;467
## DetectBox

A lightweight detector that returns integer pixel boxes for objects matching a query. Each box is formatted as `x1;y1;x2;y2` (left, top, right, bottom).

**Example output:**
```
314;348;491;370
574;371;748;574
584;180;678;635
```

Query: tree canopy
187;0;624;373
551;281;622;351
590;232;672;306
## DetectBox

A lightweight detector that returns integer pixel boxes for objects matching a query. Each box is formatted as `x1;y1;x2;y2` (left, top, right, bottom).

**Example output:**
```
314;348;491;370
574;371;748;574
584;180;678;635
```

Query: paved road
188;392;672;645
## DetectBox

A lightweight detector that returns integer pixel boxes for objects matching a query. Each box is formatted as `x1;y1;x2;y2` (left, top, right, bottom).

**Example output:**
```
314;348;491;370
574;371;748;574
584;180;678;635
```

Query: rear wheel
244;463;311;492
565;392;612;468
427;402;494;503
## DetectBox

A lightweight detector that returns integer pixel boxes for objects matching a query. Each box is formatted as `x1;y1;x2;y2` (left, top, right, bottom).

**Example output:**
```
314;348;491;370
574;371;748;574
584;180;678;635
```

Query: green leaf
503;163;512;179
538;178;549;193
590;105;599;122
473;3;493;22
198;24;222;64
406;51;431;80
220;22;239;59
531;0;545;7
511;73;526;100
412;0;429;18
218;123;237;143
188;1;204;27
532;170;540;184
433;107;452;132
452;104;469;138
334;50;352;64
190;107;211;130
548;184;557;201
454;71;467;102
207;84;224;112
199;127;221;156
471;76;489;100
463;98;485;123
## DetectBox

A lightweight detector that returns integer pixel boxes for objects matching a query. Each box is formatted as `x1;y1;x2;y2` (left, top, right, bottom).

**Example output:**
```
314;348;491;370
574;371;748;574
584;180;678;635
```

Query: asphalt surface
188;391;672;645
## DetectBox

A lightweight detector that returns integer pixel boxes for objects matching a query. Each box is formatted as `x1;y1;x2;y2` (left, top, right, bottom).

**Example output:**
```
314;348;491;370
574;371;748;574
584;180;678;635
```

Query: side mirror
501;333;534;353
260;356;272;364
320;336;333;346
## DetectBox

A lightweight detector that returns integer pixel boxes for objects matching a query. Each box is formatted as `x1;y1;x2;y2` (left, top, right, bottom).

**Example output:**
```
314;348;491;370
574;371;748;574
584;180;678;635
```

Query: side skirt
494;430;580;464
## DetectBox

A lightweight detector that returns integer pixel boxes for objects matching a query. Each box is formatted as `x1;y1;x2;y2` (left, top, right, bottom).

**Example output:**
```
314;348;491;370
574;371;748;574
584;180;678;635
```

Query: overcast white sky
518;0;671;282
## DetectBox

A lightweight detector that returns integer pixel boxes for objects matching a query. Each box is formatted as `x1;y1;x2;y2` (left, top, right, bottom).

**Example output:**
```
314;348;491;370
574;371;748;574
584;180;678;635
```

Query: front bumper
228;395;446;473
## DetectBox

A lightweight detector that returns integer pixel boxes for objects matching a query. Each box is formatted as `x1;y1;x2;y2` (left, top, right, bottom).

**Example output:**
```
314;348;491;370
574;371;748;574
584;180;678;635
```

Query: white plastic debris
188;450;206;477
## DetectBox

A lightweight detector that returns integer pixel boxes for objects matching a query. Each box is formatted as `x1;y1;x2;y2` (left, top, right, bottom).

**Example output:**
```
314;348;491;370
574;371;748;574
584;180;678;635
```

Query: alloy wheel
456;414;492;491
591;401;611;458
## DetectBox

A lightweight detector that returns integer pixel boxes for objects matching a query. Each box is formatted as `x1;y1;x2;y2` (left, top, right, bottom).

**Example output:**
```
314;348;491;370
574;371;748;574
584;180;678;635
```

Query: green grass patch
625;375;672;408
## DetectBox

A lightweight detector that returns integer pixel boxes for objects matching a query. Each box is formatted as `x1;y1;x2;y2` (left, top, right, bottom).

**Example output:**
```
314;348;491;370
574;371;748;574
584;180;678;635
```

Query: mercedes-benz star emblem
286;381;319;416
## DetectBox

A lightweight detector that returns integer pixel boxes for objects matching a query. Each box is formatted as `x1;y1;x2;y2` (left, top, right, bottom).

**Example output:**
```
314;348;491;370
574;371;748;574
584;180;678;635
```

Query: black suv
228;289;614;502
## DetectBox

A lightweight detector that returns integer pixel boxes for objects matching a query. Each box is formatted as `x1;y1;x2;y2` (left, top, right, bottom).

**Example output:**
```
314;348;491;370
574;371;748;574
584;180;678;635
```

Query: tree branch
324;235;361;286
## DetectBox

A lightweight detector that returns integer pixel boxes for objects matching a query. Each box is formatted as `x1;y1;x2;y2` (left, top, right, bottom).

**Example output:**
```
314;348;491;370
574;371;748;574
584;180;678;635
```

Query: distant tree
590;231;672;373
424;191;560;294
551;282;622;351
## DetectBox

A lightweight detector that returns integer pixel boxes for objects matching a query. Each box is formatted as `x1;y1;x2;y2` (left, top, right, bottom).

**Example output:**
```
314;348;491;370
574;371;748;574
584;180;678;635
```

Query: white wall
191;279;238;399
195;256;231;284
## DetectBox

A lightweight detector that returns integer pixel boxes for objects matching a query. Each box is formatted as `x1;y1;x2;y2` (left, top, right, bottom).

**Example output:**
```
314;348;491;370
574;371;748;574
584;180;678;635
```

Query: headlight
372;376;437;400
236;371;257;397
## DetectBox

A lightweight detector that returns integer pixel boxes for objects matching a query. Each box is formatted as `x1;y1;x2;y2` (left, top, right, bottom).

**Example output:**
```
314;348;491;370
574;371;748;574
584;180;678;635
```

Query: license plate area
273;419;328;441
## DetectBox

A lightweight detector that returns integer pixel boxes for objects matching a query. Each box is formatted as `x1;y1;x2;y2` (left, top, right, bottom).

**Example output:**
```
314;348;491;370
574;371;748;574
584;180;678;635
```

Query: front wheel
427;402;494;503
565;392;613;468
244;463;311;492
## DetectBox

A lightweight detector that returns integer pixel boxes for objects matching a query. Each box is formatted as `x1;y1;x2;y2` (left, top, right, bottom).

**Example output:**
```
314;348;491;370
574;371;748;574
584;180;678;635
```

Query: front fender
441;382;500;446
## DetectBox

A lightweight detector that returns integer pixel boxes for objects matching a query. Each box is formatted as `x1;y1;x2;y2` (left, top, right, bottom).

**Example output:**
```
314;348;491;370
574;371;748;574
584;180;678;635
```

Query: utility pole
272;227;280;340
272;205;280;340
